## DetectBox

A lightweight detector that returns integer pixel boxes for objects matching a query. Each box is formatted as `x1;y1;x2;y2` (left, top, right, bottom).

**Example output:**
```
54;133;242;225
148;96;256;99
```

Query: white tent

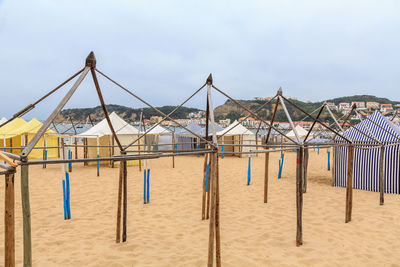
0;117;7;125
142;125;173;151
79;112;141;166
144;125;171;135
216;120;255;157
286;125;308;139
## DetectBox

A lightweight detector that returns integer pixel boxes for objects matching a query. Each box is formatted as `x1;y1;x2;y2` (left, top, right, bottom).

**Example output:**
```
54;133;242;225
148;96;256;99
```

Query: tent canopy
144;125;171;135
7;118;56;137
216;120;254;136
337;111;400;143
286;125;308;138
175;122;203;136
79;112;139;137
0;118;27;137
0;117;7;125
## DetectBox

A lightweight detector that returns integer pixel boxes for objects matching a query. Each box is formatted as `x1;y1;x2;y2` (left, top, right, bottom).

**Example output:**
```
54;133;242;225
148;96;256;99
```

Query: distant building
306;100;312;103
325;102;337;110
150;116;163;124
366;101;380;110
219;118;231;128
338;102;350;110
351;101;365;109
254;97;264;101
380;104;393;112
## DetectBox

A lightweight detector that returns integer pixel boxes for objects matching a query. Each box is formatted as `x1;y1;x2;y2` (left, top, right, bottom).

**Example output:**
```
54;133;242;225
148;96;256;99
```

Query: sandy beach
1;148;400;266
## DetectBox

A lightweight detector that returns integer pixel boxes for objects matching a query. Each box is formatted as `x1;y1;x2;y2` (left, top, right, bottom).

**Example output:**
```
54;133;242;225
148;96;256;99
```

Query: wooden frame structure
0;52;396;267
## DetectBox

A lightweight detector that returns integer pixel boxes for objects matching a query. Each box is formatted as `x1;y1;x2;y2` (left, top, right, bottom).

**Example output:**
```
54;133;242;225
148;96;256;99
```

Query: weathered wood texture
296;147;303;246
21;165;32;267
345;145;354;223
207;152;218;267
122;160;128;242
116;161;124;243
264;152;269;203
379;146;385;205
5;172;15;267
202;153;208;220
215;155;221;267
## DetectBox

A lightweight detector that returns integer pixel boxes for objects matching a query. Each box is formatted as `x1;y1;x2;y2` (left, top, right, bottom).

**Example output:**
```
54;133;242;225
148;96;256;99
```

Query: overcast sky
1;0;399;120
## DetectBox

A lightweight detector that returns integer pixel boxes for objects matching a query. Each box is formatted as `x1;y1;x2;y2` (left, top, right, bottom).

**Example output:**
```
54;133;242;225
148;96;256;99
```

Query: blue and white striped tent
334;111;400;194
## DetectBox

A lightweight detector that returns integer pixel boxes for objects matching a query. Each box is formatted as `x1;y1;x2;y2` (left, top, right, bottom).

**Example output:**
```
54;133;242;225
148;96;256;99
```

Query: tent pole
4;171;15;267
296;146;303;246
345;145;354;223
379;145;385;205
21;164;32;267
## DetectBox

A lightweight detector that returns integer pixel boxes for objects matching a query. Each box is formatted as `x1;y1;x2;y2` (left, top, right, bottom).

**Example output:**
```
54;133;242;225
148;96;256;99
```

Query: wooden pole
206;154;212;220
122;159;128;242
303;145;309;193
207;152;217;267
74;137;78;160
379;145;385;205
5;172;15;267
111;136;115;168
116;159;124;243
345;145;354;223
331;146;335;186
296;146;303;246
215;154;221;267
202;153;208;220
21;165;32;267
172;134;175;168
264;152;269;203
83;138;86;166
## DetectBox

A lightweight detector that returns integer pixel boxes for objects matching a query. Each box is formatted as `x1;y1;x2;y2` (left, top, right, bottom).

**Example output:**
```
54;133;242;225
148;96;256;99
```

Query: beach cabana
216;120;255;157
0;118;58;159
286;125;308;141
174;122;203;150
79;112;141;165
143;125;172;151
334;111;400;194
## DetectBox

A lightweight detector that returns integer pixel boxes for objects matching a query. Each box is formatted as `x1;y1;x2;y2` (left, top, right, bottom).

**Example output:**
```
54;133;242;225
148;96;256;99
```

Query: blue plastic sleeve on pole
205;164;210;192
147;169;150;203
318;147;320;154
97;154;100;176
174;144;178;150
45;150;47;160
221;145;224;159
66;172;71;219
68;150;72;169
327;151;330;170
143;169;147;203
247;156;251;185
62;179;67;219
278;159;282;179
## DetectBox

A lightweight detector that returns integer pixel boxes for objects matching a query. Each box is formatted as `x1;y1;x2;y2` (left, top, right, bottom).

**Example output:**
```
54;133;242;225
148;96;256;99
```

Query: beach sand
1;148;400;266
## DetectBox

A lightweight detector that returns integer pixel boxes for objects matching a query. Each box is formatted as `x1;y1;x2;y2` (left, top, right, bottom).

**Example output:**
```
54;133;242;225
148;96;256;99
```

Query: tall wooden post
74;137;78;160
331;146;335;186
264;152;269;203
122;159;128;242
207;153;218;267
296;146;303;246
345;145;354;223
116;160;124;243
206;154;212;220
202;153;208;220
5;172;15;267
172;134;175;168
21;164;32;266
303;145;309;193
379;146;385;205
215;155;221;267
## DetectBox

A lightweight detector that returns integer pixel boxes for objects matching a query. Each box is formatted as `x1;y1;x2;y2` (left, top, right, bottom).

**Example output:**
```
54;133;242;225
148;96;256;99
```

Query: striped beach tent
334;111;400;194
